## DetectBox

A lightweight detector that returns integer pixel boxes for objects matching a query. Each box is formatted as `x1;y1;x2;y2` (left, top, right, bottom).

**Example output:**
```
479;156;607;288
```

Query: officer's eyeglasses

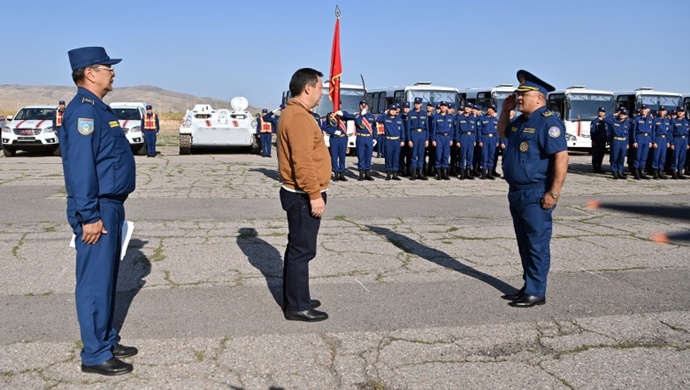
90;65;115;73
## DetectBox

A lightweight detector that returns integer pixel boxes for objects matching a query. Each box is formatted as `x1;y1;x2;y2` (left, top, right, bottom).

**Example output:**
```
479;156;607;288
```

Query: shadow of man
366;225;517;294
113;238;151;333
248;168;281;182
236;228;284;308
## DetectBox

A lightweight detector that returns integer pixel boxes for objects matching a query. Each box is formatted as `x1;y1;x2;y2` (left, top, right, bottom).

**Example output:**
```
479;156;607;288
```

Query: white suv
110;102;147;155
2;105;59;157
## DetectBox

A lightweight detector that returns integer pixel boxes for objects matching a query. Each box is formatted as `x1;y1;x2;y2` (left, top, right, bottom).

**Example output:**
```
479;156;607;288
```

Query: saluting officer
376;104;405;180
430;101;454;180
322;111;349;181
52;100;66;135
651;106;671;179
60;47;137;375
630;105;654;179
669;106;689;179
590;107;609;173
455;104;477;180
141;104;160;157
342;100;375;181
608;107;630;179
498;70;568;308
406;97;430;180
258;108;277;157
479;105;499;180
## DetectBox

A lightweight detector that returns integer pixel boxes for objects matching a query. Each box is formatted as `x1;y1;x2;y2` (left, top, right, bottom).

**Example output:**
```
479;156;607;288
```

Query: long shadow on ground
237;228;283;308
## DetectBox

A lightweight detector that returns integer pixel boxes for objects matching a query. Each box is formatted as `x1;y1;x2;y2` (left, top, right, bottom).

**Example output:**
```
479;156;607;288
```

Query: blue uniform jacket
590;117;610;140
430;113;454;138
503;106;567;187
376;113;406;142
352;111;377;136
479;115;499;143
607;117;630;140
653;117;671;139
631;114;654;143
454;113;477;143
671;118;689;137
406;109;429;140
59;87;136;224
321;114;346;137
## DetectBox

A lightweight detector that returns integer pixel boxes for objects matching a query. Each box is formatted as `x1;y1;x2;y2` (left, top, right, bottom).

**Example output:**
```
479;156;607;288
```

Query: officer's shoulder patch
511;126;517;132
81;97;95;106
548;126;561;138
78;118;94;135
109;121;119;128
542;110;554;117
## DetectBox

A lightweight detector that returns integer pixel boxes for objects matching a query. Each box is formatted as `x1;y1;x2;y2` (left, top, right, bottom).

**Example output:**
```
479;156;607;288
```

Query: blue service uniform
430;113;454;169
455;113;477;171
652;116;671;171
473;113;484;172
607;116;630;174
257;113;277;157
406;109;430;170
670;117;689;170
321;114;348;174
480;115;499;170
342;111;375;171
503;105;567;297
631;114;654;169
376;113;405;172
59;87;136;366
590;116;609;171
141;112;160;157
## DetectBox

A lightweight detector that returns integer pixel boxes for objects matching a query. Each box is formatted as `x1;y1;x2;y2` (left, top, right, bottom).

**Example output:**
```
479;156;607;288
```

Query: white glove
336;110;343;116
361;108;368;115
335;130;342;135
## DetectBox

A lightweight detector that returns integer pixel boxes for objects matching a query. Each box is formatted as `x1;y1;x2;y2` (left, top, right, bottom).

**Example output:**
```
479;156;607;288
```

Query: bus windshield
406;90;458;105
566;94;615;121
638;95;681;111
314;88;363;117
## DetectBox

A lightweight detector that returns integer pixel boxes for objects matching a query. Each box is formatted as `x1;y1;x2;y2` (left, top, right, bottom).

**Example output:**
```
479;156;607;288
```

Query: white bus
367;82;460;114
682;93;690;119
462;84;515;115
613;88;682;116
282;81;364;152
547;86;615;150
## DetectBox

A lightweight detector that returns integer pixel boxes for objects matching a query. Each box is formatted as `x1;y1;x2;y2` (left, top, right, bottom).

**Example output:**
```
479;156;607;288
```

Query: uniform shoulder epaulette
541;110;553;117
81;97;95;106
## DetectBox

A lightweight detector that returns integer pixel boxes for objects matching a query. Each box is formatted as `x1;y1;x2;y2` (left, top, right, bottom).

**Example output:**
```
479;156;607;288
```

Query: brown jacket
277;98;331;199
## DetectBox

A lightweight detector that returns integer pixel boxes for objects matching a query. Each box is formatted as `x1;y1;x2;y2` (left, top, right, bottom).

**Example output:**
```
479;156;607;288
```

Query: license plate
17;137;36;141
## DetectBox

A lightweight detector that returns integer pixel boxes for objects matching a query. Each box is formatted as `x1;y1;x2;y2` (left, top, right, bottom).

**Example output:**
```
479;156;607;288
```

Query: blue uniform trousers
508;187;554;297
609;139;627;173
410;131;428;169
633;134;651;168
144;130;157;156
260;133;272;157
434;134;452;169
459;133;475;170
482;137;498;169
652;137;669;170
68;199;125;366
329;136;347;173
384;139;401;171
280;189;325;311
356;135;374;170
376;134;386;157
670;137;688;170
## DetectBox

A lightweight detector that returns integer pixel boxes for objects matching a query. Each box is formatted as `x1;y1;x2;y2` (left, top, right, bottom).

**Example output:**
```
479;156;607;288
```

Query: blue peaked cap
515;69;555;96
68;46;121;71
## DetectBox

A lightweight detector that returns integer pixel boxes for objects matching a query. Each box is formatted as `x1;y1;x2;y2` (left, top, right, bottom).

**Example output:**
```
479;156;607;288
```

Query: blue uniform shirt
430;113;454;137
671;117;689;137
406;109;429;139
653;117;671;138
376;113;406;142
608;117;630;139
59;87;136;224
503;106;567;187
590;117;610;140
480;115;499;139
454;113;477;141
631;114;654;143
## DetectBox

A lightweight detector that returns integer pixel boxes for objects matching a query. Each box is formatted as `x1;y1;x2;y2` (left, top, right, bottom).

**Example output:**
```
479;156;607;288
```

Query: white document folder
69;221;134;261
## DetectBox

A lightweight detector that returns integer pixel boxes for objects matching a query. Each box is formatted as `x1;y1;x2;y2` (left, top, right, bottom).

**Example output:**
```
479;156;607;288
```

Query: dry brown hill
0;84;260;114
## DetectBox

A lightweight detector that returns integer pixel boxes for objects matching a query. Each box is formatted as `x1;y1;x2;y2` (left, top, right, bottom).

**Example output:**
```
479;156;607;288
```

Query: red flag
329;16;342;112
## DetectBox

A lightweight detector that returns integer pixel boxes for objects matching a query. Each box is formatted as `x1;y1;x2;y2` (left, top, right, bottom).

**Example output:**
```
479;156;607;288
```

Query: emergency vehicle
110;102;147;155
368;82;461;113
682;93;690;119
614;88;682;115
462;84;515;115
2;105;59;157
547;86;615;151
178;97;258;154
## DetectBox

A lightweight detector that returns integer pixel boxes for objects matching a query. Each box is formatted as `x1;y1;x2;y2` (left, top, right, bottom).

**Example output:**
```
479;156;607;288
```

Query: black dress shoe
501;287;525;301
284;308;328;322
508;294;546;308
113;344;138;358
310;299;321;309
81;357;133;376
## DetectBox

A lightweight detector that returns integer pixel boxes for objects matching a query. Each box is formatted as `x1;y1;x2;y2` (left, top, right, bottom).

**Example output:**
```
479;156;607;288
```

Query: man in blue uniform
630;105;654;179
651;106;671;179
258;108;277;157
399;101;412;177
479;105;499;180
670;107;689;179
52;100;66;135
342;100;376;181
455;104;477;180
430;101;454;180
590;107;609;173
498;70;568;308
376;104;405;180
322;111;348;181
472;105;484;177
607;108;630;179
141;104;160;157
424;102;436;176
406;97;430;180
60;47;137;375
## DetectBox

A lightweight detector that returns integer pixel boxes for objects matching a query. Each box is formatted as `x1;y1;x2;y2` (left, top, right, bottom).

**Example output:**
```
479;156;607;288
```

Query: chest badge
77;118;94;135
520;141;529;152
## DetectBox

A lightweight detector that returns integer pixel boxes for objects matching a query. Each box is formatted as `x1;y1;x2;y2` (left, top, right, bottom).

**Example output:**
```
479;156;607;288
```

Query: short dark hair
72;67;86;84
289;68;323;97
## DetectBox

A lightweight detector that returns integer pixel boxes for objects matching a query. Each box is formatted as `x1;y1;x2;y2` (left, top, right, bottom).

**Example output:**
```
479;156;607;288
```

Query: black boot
358;170;364;181
339;172;348;181
392;171;401;180
458;168;465;180
442;168;450;180
366;170;375;181
486;169;496;180
385;171;391;181
652;169;659;179
620;171;628;178
612;172;618;180
659;169;668;179
409;168;417;181
640;168;650;180
418;168;428;181
435;169;442;180
678;170;686;180
633;168;641;180
480;169;487;179
671;170;678;179
491;169;501;177
466;169;475;180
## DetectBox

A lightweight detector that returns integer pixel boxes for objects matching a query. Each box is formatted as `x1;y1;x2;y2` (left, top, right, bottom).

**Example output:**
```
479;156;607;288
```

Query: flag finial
335;5;341;18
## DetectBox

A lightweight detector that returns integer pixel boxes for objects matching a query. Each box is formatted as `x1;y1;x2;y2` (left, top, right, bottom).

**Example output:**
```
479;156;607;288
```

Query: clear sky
2;0;689;110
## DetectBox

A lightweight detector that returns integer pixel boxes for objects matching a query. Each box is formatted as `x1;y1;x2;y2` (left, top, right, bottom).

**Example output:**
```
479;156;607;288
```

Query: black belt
658;135;667;138
637;132;649;136
462;132;473;135
437;133;450;136
356;132;371;137
331;134;347;138
675;136;687;139
613;137;627;141
509;182;545;191
413;129;427;132
485;134;495;137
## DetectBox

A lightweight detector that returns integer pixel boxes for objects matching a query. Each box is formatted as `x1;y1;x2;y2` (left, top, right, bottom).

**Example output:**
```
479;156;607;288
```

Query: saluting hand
503;94;518;112
82;220;107;245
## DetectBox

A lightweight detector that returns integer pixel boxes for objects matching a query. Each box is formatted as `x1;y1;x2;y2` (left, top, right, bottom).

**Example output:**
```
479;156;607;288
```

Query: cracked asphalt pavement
1;146;689;389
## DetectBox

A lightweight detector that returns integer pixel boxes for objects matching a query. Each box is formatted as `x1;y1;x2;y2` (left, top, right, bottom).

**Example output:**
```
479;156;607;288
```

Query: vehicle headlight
42;127;55;133
2;126;11;133
183;119;192;127
565;133;576;141
129;126;141;133
251;120;257;128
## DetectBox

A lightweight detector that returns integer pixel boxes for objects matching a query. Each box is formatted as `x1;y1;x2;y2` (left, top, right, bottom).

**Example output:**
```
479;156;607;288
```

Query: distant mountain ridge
0;84;260;114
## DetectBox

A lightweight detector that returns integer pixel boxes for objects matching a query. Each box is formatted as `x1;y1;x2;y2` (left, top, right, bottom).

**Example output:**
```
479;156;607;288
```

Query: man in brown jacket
277;68;331;322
